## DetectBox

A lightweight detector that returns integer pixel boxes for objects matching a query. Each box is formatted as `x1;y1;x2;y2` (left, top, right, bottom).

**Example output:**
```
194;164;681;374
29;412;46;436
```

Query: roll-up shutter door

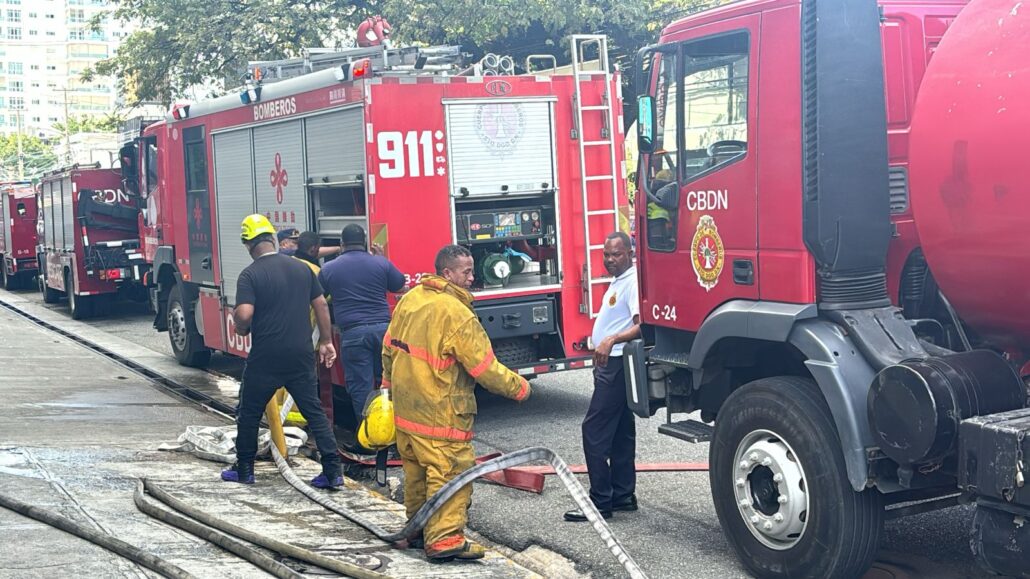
447;101;556;197
61;177;74;251
253;120;307;232
305;108;364;181
213;129;255;305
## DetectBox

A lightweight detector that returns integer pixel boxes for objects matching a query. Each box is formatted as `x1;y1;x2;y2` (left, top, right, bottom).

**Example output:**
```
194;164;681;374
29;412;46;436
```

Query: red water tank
909;0;1030;350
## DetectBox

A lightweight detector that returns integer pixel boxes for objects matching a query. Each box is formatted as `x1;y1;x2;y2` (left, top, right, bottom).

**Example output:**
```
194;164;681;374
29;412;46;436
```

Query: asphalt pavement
14;287;995;579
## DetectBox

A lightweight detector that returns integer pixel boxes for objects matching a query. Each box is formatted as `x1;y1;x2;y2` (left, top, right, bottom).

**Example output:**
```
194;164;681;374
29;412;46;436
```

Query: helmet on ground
241;214;275;241
357;390;396;449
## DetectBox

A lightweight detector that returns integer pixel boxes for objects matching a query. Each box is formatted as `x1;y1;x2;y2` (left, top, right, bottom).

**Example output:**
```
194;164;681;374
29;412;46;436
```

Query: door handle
732;259;754;285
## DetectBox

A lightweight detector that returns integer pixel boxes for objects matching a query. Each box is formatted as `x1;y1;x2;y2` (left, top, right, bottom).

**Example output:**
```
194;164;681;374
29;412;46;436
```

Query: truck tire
167;283;211;368
66;270;93;320
710;376;884;579
41;271;61;304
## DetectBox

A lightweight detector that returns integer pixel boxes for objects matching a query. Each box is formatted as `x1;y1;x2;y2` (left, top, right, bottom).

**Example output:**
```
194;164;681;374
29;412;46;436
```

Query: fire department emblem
690;215;725;292
474;103;525;155
269;153;288;204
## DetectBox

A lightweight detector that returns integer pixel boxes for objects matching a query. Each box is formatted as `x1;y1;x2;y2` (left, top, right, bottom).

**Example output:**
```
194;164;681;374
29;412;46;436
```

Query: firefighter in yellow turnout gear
382;245;531;563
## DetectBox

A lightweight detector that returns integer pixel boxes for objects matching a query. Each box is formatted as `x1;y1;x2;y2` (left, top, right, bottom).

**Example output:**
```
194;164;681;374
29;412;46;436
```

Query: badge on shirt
609;293;617;307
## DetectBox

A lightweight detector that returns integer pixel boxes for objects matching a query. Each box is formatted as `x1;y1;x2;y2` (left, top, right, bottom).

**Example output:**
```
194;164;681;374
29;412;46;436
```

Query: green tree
0;134;58;181
90;0;719;108
52;113;121;135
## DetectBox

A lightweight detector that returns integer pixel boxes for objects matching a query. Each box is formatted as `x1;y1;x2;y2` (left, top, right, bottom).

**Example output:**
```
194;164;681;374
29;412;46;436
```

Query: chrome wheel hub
732;429;809;550
169;302;188;351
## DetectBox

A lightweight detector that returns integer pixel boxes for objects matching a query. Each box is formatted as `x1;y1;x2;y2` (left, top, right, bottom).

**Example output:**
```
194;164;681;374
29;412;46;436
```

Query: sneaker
221;462;255;484
310;472;344;489
427;540;486;563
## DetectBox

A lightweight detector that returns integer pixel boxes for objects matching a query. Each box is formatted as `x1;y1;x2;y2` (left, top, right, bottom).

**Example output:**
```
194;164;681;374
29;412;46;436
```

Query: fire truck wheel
167;283;211;368
66;271;94;320
41;273;61;304
710;376;884;579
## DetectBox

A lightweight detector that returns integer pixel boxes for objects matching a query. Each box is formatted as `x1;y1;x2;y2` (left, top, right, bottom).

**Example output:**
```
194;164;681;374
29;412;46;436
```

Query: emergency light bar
170;104;191;120
334;58;372;82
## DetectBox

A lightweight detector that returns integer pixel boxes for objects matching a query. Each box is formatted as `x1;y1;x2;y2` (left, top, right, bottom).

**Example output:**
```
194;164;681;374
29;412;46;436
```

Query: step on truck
0;181;38;290
625;0;1030;577
37;165;151;319
121;34;630;422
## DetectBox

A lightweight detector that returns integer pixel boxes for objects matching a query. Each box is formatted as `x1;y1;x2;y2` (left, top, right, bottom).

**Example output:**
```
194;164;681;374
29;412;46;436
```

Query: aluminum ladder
570;35;621;318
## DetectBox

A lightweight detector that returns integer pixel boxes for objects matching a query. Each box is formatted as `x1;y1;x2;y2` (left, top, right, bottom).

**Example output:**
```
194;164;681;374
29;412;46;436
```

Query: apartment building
0;0;130;138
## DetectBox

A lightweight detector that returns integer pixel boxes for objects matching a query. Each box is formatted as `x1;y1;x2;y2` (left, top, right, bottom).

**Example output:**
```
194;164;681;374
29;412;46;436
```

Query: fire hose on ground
137;478;387;579
0;489;193;579
271;444;651;579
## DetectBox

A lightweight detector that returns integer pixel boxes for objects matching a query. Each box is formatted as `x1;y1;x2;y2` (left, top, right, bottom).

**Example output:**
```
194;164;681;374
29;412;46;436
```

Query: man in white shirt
565;231;642;522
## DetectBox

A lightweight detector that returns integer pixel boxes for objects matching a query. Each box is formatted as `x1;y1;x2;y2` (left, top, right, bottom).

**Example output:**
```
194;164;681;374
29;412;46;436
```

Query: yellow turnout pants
396;430;475;554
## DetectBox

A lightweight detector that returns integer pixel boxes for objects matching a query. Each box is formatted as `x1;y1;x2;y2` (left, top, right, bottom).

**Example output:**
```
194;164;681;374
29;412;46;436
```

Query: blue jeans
339;322;388;422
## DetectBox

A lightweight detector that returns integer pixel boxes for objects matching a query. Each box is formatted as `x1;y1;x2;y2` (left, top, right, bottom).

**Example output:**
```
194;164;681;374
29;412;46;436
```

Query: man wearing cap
280;227;342;259
318;224;405;436
222;214;343;488
277;228;301;256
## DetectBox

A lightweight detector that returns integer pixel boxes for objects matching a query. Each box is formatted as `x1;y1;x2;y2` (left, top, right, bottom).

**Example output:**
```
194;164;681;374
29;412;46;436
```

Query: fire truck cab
128;37;629;411
628;0;1030;577
0;181;38;290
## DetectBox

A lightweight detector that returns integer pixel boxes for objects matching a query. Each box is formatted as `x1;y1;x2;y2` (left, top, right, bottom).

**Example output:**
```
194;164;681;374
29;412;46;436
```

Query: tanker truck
626;0;1030;577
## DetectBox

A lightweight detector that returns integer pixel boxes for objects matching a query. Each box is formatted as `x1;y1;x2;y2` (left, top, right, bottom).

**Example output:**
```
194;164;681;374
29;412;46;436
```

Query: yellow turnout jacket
382;275;530;442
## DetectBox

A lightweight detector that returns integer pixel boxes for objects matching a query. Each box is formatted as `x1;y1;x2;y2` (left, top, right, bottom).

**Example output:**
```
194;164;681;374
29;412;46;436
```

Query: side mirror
637;96;656;154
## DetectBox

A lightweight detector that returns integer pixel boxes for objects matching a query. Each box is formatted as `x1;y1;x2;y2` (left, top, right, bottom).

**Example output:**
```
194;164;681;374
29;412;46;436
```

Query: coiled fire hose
138;478;387;579
272;444;649;579
0;489;193;579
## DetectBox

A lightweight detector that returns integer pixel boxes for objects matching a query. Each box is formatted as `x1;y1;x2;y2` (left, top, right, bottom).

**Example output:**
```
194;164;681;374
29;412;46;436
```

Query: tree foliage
92;0;719;106
52;113;121;135
0;134;58;181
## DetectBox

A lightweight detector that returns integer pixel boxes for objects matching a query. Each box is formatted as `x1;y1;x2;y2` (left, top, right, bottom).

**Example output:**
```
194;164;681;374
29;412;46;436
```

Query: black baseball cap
277;228;300;243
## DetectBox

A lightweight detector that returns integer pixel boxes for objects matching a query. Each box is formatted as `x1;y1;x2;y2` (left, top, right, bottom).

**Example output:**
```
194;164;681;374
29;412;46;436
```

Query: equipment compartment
958;407;1030;506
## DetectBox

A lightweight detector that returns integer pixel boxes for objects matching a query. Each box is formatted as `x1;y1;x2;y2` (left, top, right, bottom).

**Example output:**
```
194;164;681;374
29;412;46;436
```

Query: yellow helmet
241;214;275;241
358;390;396;449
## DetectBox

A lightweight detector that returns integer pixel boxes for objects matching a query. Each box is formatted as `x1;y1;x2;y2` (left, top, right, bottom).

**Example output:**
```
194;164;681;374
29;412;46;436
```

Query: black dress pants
581;356;636;510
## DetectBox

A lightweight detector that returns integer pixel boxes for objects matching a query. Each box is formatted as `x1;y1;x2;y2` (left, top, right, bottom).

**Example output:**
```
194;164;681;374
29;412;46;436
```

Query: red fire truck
0;181;38;290
37;165;151;319
120;36;628;396
626;0;1029;577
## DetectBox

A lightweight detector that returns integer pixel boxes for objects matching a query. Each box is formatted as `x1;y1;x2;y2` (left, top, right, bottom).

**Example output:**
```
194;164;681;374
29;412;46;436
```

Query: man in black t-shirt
221;214;343;488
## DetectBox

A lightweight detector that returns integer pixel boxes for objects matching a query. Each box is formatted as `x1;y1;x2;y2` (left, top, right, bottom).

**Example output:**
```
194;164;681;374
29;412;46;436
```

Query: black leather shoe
564;508;612;522
612;495;638;512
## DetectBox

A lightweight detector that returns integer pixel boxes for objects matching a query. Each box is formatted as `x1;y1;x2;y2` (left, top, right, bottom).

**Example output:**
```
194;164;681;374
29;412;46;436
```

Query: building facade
0;0;129;138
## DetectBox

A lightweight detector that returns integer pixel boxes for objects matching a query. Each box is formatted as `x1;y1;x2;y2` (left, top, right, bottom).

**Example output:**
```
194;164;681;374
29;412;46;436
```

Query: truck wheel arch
688;300;876;491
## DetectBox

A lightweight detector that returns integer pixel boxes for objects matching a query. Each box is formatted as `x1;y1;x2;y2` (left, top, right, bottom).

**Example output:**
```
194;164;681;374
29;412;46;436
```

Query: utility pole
15;108;24;180
56;87;74;164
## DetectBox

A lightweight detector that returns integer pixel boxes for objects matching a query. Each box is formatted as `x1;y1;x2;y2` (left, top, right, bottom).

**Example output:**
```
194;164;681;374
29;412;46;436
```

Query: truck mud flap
624;339;651;418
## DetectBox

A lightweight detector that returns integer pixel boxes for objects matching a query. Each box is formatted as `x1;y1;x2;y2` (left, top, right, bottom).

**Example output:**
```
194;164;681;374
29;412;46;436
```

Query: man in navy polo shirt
318;224;405;438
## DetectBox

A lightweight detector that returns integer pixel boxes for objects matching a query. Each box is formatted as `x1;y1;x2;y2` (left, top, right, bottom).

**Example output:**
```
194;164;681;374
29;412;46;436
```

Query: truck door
639;21;758;332
183;126;215;285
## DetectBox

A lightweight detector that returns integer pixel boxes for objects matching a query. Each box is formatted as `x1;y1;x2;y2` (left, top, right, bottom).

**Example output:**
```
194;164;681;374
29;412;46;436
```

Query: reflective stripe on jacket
382;274;530;442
